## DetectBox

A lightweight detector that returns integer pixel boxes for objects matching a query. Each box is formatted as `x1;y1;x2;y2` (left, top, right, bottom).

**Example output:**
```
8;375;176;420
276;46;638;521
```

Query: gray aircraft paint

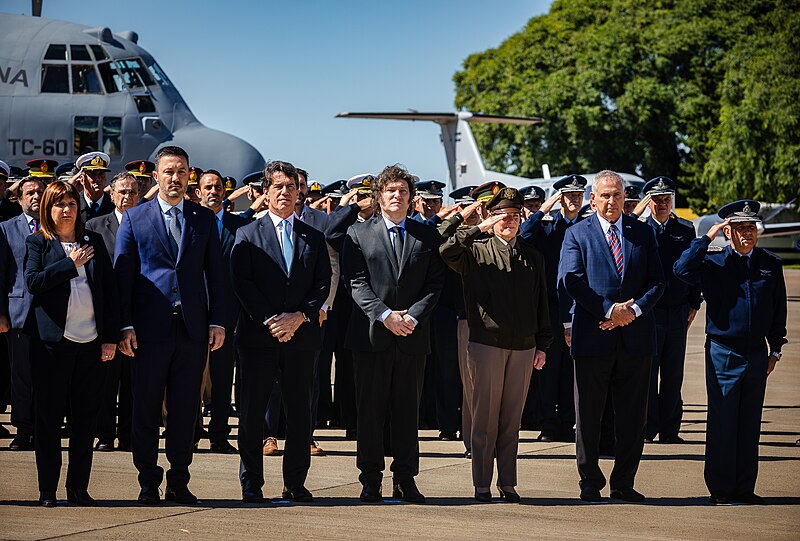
0;14;265;179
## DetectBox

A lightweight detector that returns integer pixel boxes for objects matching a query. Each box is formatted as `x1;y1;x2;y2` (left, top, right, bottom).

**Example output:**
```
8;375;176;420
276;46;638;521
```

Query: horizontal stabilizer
336;111;544;125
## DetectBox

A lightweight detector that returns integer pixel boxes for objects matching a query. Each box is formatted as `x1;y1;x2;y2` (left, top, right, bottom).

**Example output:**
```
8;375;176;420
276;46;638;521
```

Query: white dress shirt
378;215;417;325
595;213;642;319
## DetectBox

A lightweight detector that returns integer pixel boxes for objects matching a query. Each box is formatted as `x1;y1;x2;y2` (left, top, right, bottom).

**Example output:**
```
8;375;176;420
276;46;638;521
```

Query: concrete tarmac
1;271;799;540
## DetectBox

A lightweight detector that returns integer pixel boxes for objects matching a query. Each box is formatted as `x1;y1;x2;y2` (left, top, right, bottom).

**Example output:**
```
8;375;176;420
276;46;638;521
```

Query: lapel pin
83;235;89;241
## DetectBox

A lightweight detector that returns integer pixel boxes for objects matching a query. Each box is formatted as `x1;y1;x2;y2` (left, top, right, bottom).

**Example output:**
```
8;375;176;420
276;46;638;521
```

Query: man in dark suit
231;161;331;503
85;171;141;452
558;170;664;502
74;152;115;223
341;165;444;503
0;177;46;450
115;146;226;505
195;169;249;454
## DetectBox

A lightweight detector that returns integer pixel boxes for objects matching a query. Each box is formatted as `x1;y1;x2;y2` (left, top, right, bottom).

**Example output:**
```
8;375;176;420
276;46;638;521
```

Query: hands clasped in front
598;298;636;331
266;312;305;343
383;310;417;337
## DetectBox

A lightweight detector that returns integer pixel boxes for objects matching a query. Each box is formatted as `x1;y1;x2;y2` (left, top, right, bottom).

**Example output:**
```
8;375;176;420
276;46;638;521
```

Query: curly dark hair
371;164;416;215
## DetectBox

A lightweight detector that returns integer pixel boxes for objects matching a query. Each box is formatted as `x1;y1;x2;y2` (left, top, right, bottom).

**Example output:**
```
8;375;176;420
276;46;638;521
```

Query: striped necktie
607;224;623;277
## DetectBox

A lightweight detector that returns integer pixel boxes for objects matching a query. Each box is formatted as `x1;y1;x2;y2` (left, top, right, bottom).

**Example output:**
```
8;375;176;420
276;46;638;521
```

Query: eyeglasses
115;189;137;196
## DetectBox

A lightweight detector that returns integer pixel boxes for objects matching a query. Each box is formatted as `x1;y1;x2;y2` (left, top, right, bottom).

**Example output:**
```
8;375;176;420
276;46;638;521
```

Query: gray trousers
457;320;472;450
468;341;535;490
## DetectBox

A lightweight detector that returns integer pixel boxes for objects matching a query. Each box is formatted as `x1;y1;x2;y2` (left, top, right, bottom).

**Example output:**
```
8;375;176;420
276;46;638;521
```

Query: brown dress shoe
310;441;326;456
262;437;280;456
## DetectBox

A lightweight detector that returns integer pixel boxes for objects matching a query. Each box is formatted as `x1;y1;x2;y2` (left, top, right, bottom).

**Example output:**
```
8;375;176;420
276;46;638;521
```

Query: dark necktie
168;207;182;257
30;218;39;232
393;226;404;265
92;202;100;215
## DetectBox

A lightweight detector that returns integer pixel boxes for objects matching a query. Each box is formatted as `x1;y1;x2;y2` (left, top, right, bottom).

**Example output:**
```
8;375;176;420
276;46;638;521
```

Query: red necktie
608;224;623;276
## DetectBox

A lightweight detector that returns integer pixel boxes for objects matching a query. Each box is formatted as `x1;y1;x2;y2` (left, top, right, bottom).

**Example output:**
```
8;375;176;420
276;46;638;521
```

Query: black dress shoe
67;488;97;506
392;480;425;503
138;487;161;505
537;432;556;442
464;449;472;459
165;485;198;505
9;432;33;451
95;441;114;452
438;431;459;441
731;492;765;505
580;488;603;502
209;440;238;454
474;490;492;502
610;487;645;502
242;489;265;503
282;485;313;502
708;495;731;505
39;491;57;507
359;481;382;503
498;488;521;503
659;434;685;444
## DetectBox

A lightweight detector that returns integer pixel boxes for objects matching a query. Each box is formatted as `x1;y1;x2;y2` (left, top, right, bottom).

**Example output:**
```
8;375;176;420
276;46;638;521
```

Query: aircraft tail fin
335;111;544;191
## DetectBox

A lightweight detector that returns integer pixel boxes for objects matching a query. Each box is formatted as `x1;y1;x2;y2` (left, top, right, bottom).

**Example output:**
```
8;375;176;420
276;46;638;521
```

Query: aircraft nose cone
154;125;265;180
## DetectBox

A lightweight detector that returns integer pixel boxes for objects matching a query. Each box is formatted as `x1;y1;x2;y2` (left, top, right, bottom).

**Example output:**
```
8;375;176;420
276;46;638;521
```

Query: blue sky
2;0;552;183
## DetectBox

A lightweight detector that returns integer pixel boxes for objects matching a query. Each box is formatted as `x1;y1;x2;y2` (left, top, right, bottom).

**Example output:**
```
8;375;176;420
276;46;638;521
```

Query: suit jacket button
172;287;178;293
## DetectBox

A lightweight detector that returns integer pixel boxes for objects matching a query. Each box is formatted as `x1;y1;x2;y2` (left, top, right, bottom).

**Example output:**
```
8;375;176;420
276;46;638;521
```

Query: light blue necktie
281;219;293;273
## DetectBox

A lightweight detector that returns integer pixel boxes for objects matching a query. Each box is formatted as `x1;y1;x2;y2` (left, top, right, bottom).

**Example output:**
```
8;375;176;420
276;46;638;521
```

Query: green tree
453;0;800;212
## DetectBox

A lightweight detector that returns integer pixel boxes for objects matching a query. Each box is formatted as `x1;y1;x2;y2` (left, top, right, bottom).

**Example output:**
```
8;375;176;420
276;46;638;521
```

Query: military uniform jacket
440;225;553;352
673;236;787;353
647;214;702;309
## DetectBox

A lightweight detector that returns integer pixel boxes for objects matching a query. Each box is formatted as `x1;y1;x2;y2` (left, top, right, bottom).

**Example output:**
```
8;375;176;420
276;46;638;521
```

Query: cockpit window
144;59;173;88
41;64;69;93
96;62;121;94
89;45;109;61
102;117;122;156
71;65;102;94
44;44;67;61
70;45;92;62
112;58;155;88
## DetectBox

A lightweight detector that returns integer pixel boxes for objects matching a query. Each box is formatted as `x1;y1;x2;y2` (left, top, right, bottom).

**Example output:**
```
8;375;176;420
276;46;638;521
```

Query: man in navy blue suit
115;146;226;505
558;170;664;502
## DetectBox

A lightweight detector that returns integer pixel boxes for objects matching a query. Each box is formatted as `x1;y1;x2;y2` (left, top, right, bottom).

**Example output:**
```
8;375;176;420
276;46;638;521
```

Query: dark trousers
316;316;336;426
430;306;461;434
646;304;689;439
574;348;650;491
131;316;206;489
537;323;575;436
208;329;236;442
355;349;425;484
7;330;34;434
96;353;133;445
334;345;357;432
263;378;285;438
0;334;9;411
238;345;314;491
704;340;768;498
31;338;102;492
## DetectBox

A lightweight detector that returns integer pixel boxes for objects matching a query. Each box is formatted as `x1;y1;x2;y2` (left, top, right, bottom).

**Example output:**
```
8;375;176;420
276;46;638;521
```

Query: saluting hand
541;191;562;215
705;218;730;241
477;213;505;233
631;194;652;218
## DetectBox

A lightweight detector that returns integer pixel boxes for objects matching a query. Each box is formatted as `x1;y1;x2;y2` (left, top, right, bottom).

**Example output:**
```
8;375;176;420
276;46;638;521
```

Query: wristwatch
769;351;782;361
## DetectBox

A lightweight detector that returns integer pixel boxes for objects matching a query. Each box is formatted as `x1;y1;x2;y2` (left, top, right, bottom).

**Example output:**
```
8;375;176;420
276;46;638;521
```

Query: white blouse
60;242;98;344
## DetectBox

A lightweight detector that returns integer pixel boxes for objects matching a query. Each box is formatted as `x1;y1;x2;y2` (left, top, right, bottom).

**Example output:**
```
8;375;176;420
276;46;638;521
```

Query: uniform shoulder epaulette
707;245;724;252
758;247;783;262
676;216;695;229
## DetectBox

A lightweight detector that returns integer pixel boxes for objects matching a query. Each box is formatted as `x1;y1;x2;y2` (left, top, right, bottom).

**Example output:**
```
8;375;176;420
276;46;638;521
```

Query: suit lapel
258;217;288;276
291;221;308;274
177;204;197;263
78;235;96;287
15;214;31;239
398;222;418;276
591;214;620;282
374;217;399;276
621;216;634;281
146;199;174;260
108;213;119;237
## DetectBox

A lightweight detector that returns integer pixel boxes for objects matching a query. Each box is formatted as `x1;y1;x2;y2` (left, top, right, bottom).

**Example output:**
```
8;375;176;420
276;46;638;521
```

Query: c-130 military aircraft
0;2;264;179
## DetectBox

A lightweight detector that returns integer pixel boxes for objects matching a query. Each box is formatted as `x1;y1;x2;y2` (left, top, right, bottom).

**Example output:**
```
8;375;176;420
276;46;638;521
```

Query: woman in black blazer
24;180;118;507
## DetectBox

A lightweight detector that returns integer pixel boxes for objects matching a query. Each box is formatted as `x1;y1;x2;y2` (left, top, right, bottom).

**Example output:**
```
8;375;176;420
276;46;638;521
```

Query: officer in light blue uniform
674;199;787;505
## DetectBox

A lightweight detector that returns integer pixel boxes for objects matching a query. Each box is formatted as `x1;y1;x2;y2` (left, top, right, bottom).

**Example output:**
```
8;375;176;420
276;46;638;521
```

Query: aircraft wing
761;222;800;237
336;112;544;125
